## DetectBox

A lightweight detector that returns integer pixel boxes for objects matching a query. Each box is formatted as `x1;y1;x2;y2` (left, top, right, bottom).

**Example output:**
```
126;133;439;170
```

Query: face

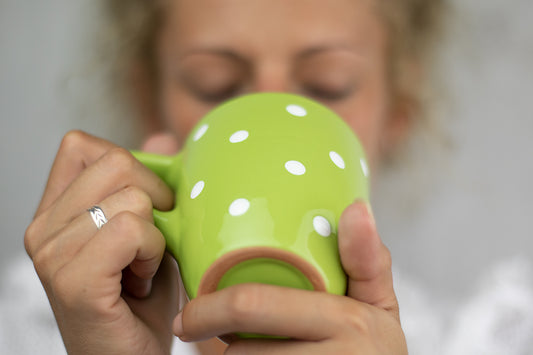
155;0;402;171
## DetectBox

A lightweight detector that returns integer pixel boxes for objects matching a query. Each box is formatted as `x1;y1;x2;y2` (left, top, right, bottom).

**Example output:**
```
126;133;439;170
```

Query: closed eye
191;83;243;103
303;84;355;101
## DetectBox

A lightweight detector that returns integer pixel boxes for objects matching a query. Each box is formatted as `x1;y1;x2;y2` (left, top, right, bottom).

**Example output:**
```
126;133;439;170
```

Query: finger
56;211;166;304
173;284;356;342
47;146;173;227
36;131;117;217
223;337;380;355
141;132;180;154
123;253;180;347
28;186;154;277
338;202;399;318
224;339;337;355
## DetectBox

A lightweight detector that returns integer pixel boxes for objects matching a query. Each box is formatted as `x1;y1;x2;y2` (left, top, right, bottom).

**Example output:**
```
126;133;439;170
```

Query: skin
25;0;408;353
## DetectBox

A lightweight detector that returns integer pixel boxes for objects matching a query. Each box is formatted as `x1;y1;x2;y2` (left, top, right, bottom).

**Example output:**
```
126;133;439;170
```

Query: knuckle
59;130;89;153
32;241;52;269
32;243;55;281
321;297;372;336
110;211;145;241
24;219;41;257
50;267;70;300
340;302;372;335
121;186;153;218
102;147;136;176
225;284;264;326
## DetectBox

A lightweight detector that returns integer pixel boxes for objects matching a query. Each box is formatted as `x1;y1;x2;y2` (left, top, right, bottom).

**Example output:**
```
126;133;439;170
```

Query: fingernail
140;279;153;298
365;202;375;225
355;199;375;226
173;311;184;338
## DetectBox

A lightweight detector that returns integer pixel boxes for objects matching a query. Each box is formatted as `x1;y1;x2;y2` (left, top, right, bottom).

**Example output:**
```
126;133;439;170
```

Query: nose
250;62;292;93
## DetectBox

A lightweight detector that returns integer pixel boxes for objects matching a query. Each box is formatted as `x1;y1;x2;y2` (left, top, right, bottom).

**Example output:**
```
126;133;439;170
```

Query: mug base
197;247;326;296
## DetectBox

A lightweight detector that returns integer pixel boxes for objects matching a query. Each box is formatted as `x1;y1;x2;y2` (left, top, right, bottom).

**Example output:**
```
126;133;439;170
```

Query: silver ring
87;206;108;230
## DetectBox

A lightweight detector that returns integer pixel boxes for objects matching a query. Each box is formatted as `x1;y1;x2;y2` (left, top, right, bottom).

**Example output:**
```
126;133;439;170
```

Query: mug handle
131;150;184;252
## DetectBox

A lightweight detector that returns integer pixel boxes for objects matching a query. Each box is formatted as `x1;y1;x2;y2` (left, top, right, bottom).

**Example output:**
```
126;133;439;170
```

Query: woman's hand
174;202;407;354
24;131;179;355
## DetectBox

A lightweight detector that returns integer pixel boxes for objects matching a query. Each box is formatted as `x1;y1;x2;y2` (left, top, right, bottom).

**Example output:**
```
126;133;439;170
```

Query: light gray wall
375;0;533;302
0;1;84;263
0;0;139;267
1;0;532;305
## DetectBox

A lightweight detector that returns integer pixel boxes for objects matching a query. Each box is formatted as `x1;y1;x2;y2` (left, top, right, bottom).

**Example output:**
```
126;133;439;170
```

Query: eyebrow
296;44;362;59
177;48;245;62
178;43;361;62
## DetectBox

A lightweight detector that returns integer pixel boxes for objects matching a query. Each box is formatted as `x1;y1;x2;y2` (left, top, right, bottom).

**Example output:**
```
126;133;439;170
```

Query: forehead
161;0;385;56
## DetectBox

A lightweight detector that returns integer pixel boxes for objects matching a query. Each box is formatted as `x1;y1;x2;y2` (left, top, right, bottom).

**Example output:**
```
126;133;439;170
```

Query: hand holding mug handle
131;150;184;253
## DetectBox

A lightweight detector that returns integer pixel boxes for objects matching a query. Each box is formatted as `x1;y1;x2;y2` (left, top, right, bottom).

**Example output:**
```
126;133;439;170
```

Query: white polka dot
285;160;306;175
193;124;209;141
313;216;332;237
190;181;205;199
286;104;307;117
229;130;249;143
360;158;369;177
329;151;345;169
229;198;250;216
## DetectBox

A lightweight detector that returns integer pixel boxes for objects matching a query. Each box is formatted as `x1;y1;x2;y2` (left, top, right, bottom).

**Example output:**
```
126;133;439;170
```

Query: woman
23;0;444;353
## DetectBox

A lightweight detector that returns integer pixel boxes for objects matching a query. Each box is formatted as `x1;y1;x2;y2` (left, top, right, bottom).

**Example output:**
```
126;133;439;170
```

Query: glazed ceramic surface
133;92;369;300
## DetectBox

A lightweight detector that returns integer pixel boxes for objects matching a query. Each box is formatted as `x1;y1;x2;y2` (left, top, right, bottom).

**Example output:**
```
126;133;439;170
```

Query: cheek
161;89;214;146
331;90;390;172
343;112;384;172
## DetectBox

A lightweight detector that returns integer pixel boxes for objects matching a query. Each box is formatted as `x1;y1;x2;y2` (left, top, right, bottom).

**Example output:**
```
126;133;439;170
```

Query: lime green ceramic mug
133;92;369;301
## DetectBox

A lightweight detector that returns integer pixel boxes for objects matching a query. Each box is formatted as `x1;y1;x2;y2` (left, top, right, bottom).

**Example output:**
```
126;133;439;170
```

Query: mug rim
197;246;327;296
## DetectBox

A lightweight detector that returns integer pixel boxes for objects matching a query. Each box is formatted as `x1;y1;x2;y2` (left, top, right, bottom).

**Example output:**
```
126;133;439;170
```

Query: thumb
141;132;180;155
338;201;399;319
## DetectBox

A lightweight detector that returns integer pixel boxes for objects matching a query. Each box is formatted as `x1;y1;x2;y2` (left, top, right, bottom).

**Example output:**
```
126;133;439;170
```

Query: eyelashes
302;84;356;101
175;69;357;104
190;84;242;103
187;83;356;104
171;49;362;104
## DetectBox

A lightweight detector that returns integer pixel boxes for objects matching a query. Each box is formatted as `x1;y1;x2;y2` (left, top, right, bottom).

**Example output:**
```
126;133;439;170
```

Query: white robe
1;254;532;355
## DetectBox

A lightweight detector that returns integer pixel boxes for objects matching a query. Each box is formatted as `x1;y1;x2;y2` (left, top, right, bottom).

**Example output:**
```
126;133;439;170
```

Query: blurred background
1;0;532;353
